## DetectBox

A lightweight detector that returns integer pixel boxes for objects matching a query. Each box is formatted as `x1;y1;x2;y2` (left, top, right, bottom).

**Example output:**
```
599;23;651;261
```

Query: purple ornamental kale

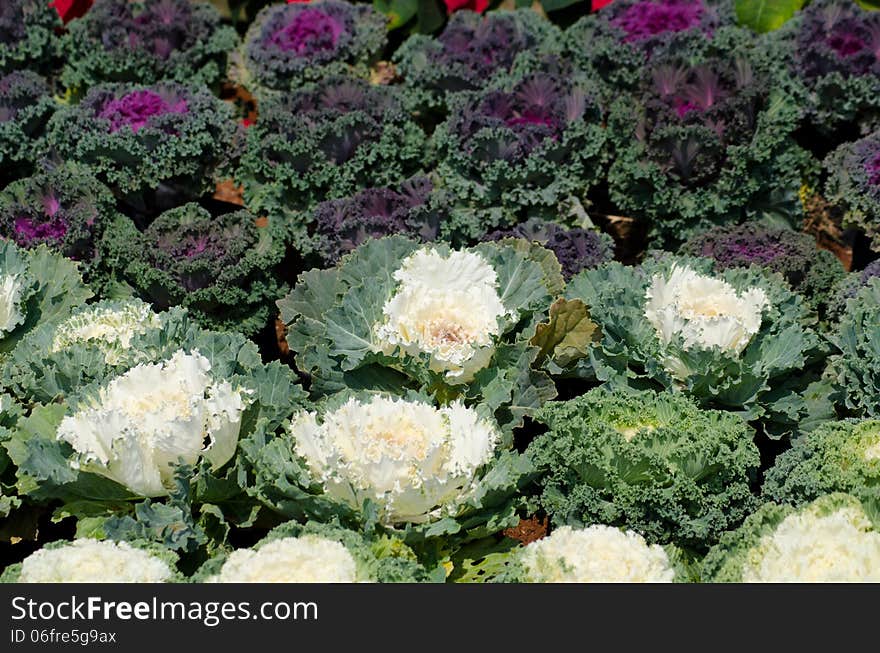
312;177;437;263
487;219;614;279
0;70;48;123
266;7;344;55
867;150;880;187
452;74;590;163
795;1;880;80
610;0;709;43
96;88;188;133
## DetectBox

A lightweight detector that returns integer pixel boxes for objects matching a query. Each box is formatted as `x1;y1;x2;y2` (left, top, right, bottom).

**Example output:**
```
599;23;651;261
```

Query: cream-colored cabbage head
521;525;675;583
644;265;768;377
375;248;510;382
51;301;162;364
290;395;500;524
741;505;880;582
18;539;173;583
57;350;251;497
207;536;363;583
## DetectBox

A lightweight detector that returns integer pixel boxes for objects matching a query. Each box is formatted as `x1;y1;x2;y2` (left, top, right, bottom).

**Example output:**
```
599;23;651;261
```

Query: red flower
49;0;93;24
443;0;490;15
592;0;614;11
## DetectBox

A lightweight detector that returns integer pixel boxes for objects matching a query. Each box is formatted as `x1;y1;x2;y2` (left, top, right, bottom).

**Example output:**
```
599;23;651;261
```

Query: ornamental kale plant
308;177;443;265
607;47;812;246
241;390;534;549
762;419;880;508
0;240;92;356
828;259;880;322
394;9;561;116
825;130;880;251
494;525;685;583
486;219;615;280
46;82;234;211
237;0;386;97
562;255;824;434
0;71;55;182
680;223;845;319
2;324;306;524
0;539;179;583
433;65;606;225
828;279;880;418
564;0;736;98
104;202;288;337
238;77;425;221
0;0;61;74
528;387;760;552
61;0;239;91
194;520;438;583
278;236;563;433
772;0;880;133
0;164;119;290
702;493;880;582
0;299;189;406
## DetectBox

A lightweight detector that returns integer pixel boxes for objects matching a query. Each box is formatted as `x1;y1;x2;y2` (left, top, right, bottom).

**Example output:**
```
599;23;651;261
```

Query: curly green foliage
0;164;120;291
606;32;813;246
236;0;386;98
0;70;56;180
394;9;561;117
103;203;287;336
432;57;607;228
769;0;880;133
0;300;191;406
763;419;880;507
0;393;23;519
679;222;845;320
0;0;60;74
192;520;441;583
827;259;880;324
237;77;426;222
60;0;239;92
0;240;93;356
528;387;760;552
564;255;825;435
46;82;235;205
824;130;880;252
240;389;535;556
828;279;880;418
701;493;880;582
563;1;738;101
277;236;562;434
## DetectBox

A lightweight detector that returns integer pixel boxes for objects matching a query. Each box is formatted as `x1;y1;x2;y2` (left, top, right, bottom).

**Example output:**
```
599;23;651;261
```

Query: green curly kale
528;387;760;552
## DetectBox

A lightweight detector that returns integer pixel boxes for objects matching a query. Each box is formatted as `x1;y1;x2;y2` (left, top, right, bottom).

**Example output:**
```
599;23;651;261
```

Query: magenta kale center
612;0;705;43
268;8;343;55
867;151;880;186
97;89;188;133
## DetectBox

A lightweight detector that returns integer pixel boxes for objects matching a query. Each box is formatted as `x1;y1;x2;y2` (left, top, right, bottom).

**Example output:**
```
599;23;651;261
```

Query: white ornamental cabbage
50;300;163;365
207;536;362;583
17;539;174;583
644;265;768;378
290;395;500;524
520;525;676;583
741;504;880;582
0;272;26;337
375;248;511;382
57;350;251;497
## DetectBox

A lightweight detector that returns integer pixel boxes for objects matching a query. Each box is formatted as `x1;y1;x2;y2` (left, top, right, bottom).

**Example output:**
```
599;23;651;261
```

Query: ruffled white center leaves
0;272;26;337
57;350;252;497
290;395;500;524
50;300;163;365
743;506;880;582
521;525;675;583
18;539;173;583
375;248;511;382
644;265;768;377
207;536;362;583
